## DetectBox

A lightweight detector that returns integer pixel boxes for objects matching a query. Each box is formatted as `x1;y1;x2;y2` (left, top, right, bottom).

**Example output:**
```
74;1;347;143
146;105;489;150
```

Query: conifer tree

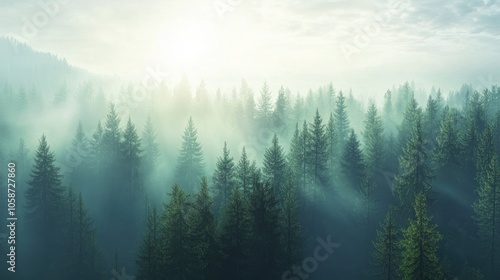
400;192;443;280
247;178;282;279
141;115;160;174
435;107;461;172
256;82;273;128
219;187;250;280
213;141;235;205
341;129;365;189
395;115;433;216
263;134;287;196
25;135;65;228
356;176;376;235
308;109;329;186
476;125;495;180
292;94;305;124
235;147;256;195
244;89;256;133
72;121;89;159
189;177;220;280
273;86;290;135
101;103;122;168
363;103;385;178
461;91;487;179
175;117;205;192
280;173;303;269
326;82;336;112
372;207;399;280
161;184;194;279
67;121;90;181
423;95;439;143
398;96;419;153
473;156;500;278
326;113;338;176
136;203;162;280
289;121;310;206
25;135;66;277
334;91;350;155
493;111;500;158
288;123;301;182
435;89;444;117
11;138;29;171
64;189;98;280
89;121;103;171
53;81;68;106
121;117;142;195
383;90;396;134
17;86;28;111
395;82;414;118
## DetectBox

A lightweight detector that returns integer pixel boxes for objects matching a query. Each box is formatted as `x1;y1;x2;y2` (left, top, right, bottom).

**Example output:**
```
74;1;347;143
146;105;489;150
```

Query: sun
153;18;215;71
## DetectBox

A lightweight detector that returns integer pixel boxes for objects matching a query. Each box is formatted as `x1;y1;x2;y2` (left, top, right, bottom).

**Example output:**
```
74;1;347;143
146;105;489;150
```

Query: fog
1;0;500;279
1;44;499;278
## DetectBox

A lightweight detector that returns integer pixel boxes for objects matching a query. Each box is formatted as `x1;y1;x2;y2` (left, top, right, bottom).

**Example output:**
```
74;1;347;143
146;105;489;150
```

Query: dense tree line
0;79;500;279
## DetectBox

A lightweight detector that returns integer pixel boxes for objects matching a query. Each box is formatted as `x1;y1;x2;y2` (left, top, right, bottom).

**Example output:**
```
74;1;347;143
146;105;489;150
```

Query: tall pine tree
219;187;250;280
235;146;257;195
141;115;160;174
334;90;350;155
363;103;385;178
395;115;434;216
341;129;365;189
308;109;329;186
176;117;205;192
400;192;443;280
25;135;66;278
189;177;220;280
161;184;194;279
473;155;500;278
121;117;142;195
136;204;162;280
372;207;399;280
263;134;287;197
213;141;236;206
248;178;282;280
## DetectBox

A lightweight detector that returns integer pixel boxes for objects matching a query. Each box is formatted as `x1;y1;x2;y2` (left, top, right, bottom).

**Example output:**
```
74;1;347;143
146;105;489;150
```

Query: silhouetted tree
342;129;365;189
219;187;250;280
25;135;66;278
263;134;287;197
372;207;399;280
213;141;235;206
136;204;162;280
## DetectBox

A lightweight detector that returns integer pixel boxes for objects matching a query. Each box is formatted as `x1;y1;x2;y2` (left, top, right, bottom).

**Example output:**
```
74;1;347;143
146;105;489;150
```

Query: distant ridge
0;36;96;90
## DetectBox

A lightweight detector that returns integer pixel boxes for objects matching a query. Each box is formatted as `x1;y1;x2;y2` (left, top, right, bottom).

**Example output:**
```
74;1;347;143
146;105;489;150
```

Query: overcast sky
1;0;499;97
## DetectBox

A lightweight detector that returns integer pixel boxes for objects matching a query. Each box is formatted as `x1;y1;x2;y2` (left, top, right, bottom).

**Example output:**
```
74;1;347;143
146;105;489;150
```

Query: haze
1;0;499;95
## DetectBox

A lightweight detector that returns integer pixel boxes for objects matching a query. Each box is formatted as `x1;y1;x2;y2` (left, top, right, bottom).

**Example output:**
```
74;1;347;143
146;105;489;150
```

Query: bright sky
1;0;499;96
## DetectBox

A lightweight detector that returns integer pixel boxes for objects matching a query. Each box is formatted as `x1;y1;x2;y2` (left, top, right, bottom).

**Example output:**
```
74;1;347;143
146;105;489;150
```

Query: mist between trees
0;78;499;280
